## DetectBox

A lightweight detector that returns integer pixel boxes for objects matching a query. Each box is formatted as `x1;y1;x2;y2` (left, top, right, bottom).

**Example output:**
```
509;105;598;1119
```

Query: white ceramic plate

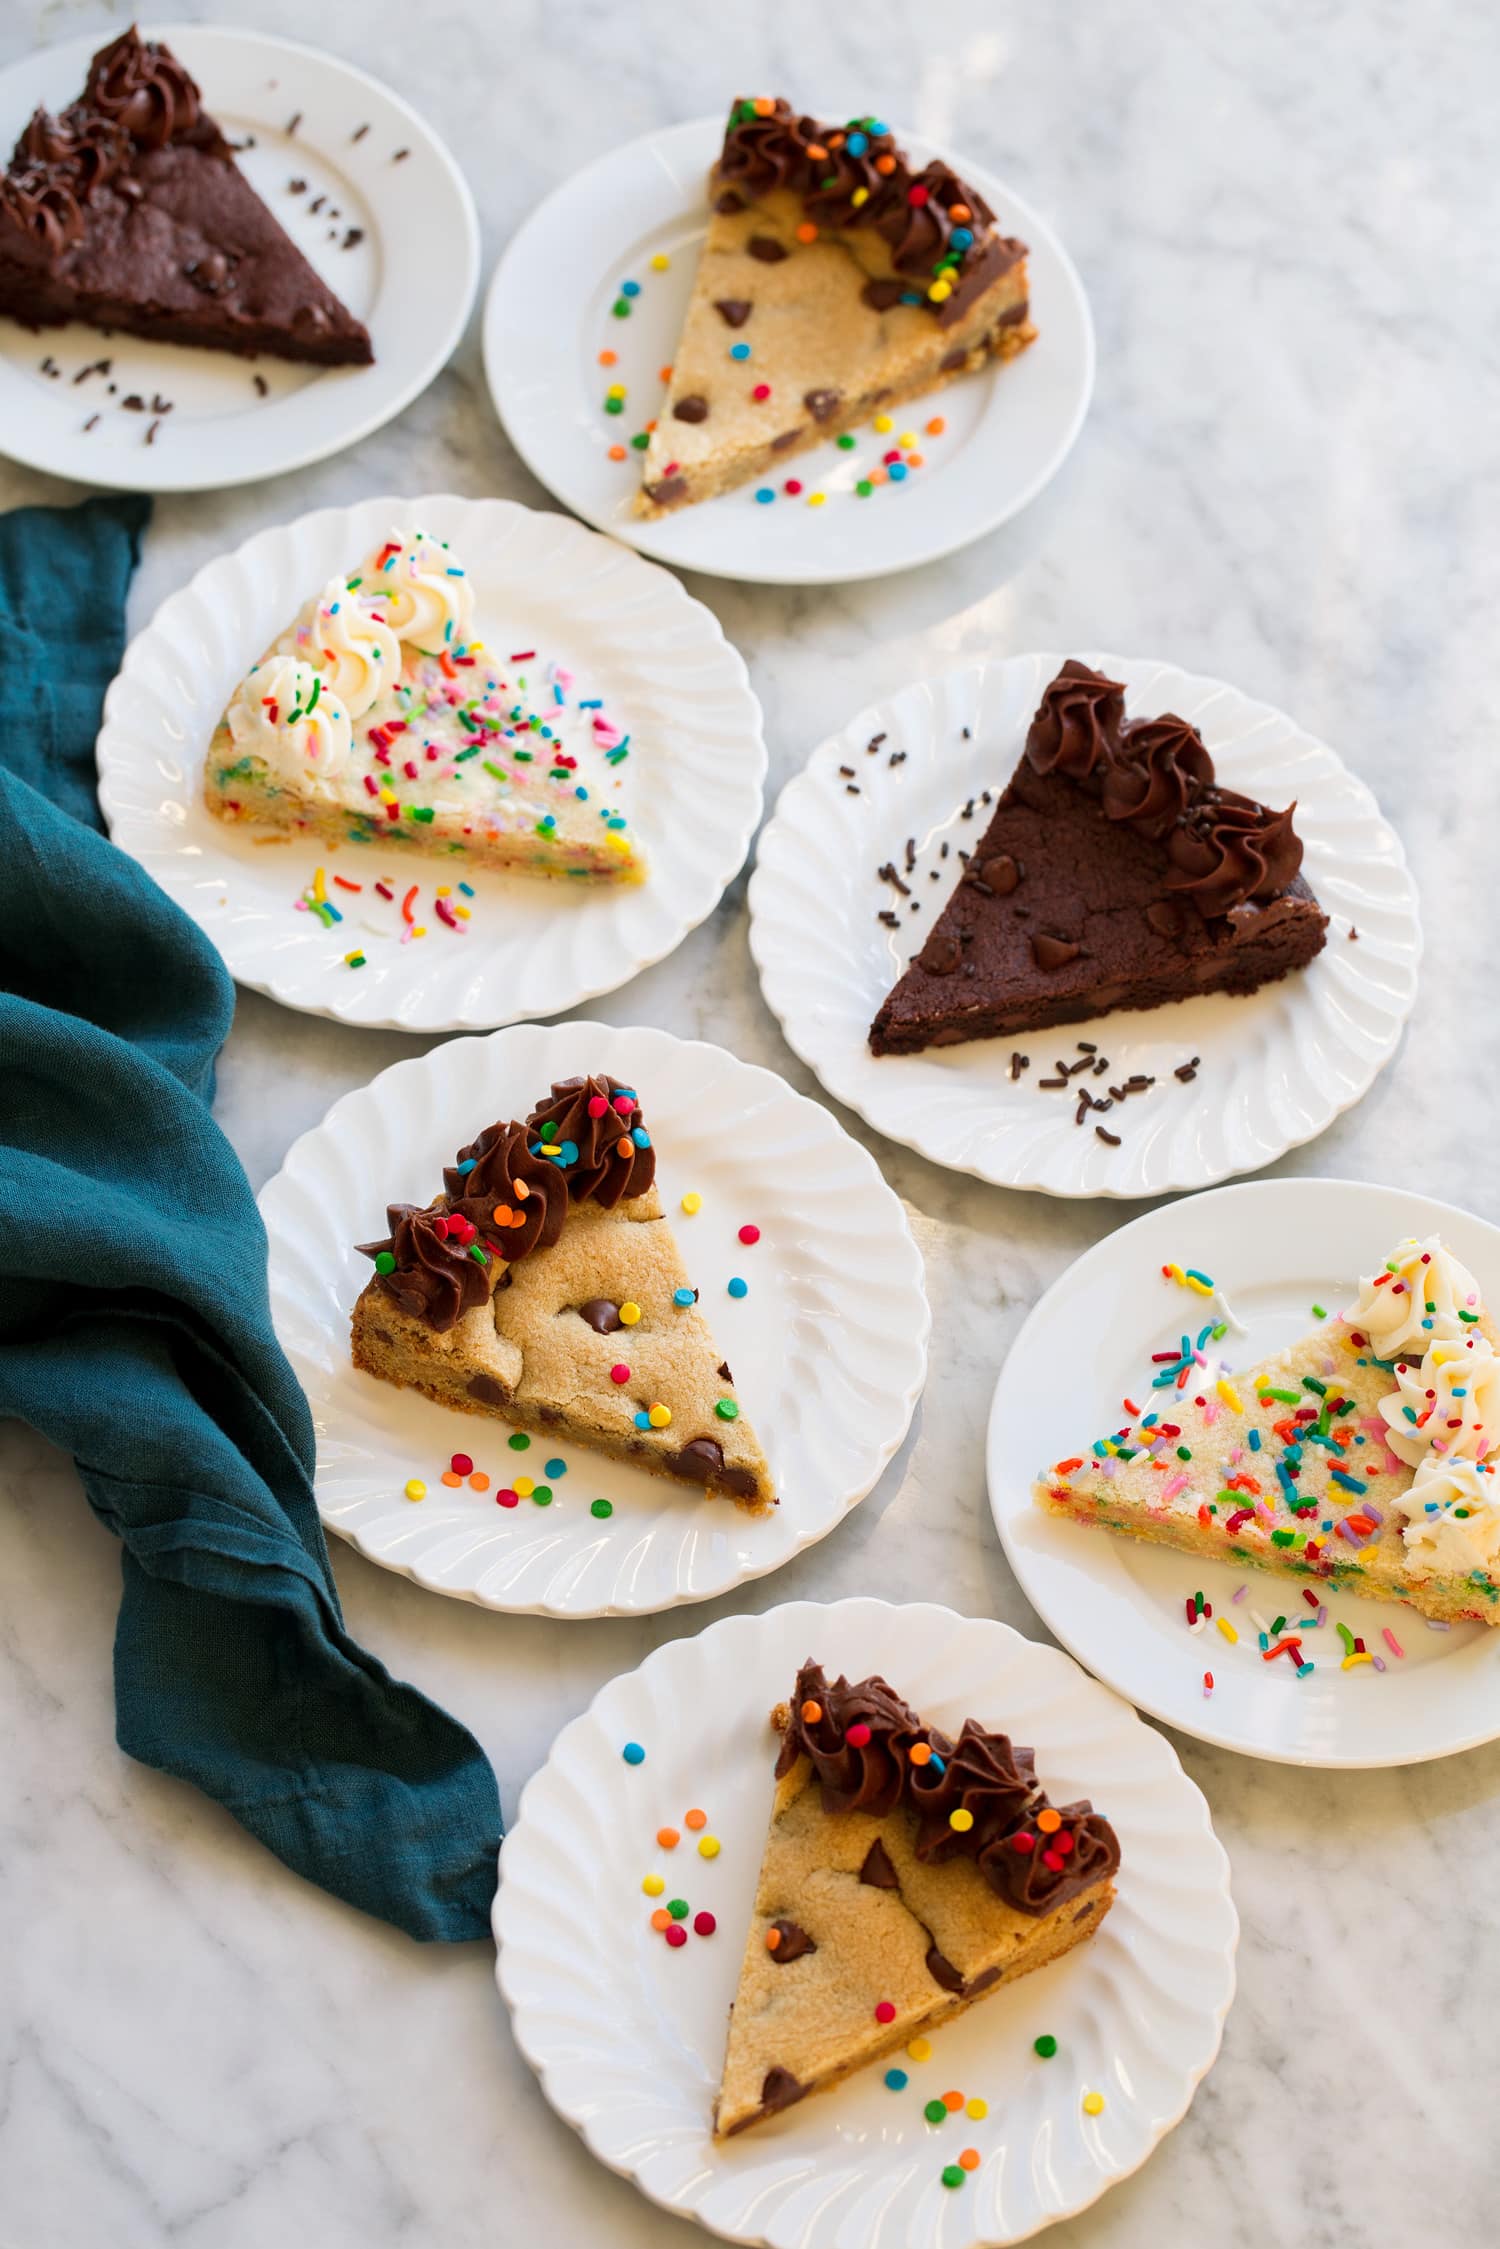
989;1178;1500;1767
0;26;478;492
495;1597;1237;2248
484;117;1092;586
262;1022;928;1616
98;492;766;1031
749;652;1420;1197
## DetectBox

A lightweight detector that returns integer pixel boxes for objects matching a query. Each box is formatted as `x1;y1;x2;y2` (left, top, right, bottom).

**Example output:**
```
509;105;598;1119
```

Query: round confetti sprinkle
404;1479;425;1501
673;1287;695;1307
908;1741;933;1767
752;382;771;400
959;2149;981;2173
608;443;626;460
469;1471;490;1491
693;1910;716;1936
610;1363;631;1384
728;1277;748;1298
508;1433;531;1452
926;415;946;436
907;2037;932;2063
949;1807;974;1833
648;1402;672;1428
836;432;856;450
784;478;803;495
681;1192;702;1214
650;1907;672;1931
633;1411;651;1431
807;491;827;507
451;1453;474;1476
730;341;751;361
684;1808;707;1831
622;1741;646;1765
619;1301;642;1326
590;1498;613;1518
888;460;908;482
611;298;630;318
1036;1807;1062;1834
657;1826;680;1849
885;2068;908;2091
898;430;917;447
374;1251;396;1274
598;349;617;367
651;252;670;271
664;1923;688;1948
924;2099;947;2125
738;1223;761;1245
667;1897;689;1920
604;395;623;415
873;413;894;433
754;487;774;503
642;1874;665;1896
531;1485;553;1506
845;1722;871;1747
441;1471;461;1488
1033;2034;1057;2058
697;1834;720;1858
874;2000;896;2024
940;2166;965;2191
715;1397;739;1420
514;1476;535;1498
1083;2092;1105;2116
966;2097;988;2121
942;2090;964;2113
545;1458;567;1478
496;1488;519;1508
856;479;873;497
621;278;640;296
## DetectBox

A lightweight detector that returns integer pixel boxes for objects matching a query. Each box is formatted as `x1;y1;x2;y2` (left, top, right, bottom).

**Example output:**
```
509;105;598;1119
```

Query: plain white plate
484;116;1092;586
0;25;477;491
261;1022;928;1617
97;492;766;1031
495;1597;1237;2249
989;1178;1500;1767
748;652;1420;1197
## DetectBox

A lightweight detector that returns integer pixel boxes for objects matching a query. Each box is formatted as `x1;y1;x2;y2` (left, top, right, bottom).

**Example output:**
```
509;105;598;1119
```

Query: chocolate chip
767;1918;817;1963
185;251;230;295
758;2066;805;2117
965;1965;1002;1995
715;188;746;214
576;1298;621;1334
748;235;788;263
862;277;905;311
859;1839;899;1889
979;853;1021;895
803;387;840;421
918;929;962;976
925;1944;965;1993
672;394;709;423
770;428;801;452
1145;900;1184;939
670;1436;724;1482
646;476;687;506
714;298;752;327
467;1373;509;1408
1032;934;1082;970
940;343;970;373
716;1361;733;1383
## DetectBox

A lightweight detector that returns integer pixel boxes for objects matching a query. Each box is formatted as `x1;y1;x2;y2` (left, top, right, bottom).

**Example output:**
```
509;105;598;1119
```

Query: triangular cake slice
1035;1236;1500;1627
351;1074;773;1510
637;98;1034;517
203;527;644;882
0;29;371;366
869;661;1328;1055
715;1661;1118;2136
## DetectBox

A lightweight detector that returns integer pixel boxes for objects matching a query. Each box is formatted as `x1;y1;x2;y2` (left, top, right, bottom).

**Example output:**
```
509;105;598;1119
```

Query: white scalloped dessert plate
495;1598;1237;2248
484;117;1092;586
748;652;1420;1198
261;1022;928;1616
989;1178;1500;1767
97;493;766;1031
0;27;477;491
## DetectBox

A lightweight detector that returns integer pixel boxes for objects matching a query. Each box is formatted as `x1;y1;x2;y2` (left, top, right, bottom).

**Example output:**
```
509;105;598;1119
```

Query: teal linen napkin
0;496;502;1941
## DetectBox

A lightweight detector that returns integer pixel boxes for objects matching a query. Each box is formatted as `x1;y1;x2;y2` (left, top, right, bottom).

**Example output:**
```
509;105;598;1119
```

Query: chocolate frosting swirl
717;97;818;198
357;1202;496;1333
15;105;130;199
0;169;83;258
775;1661;1120;1915
443;1119;568;1259
524;1075;655;1207
1024;660;1127;781
1101;713;1216;840
1164;788;1304;916
84;28;202;148
875;159;996;278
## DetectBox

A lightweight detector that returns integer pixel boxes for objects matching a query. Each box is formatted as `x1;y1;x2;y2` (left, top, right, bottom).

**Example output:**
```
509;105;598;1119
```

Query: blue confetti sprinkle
728;1277;748;1299
622;1741;645;1765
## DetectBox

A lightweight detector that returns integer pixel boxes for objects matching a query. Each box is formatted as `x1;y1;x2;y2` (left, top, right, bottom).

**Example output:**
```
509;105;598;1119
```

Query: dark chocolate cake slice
0;28;372;367
868;661;1328;1055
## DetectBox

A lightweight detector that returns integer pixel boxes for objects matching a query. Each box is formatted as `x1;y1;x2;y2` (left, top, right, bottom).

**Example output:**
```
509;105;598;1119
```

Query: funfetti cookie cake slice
351;1073;774;1511
714;1661;1118;2137
1035;1236;1500;1627
637;98;1034;518
203;529;645;883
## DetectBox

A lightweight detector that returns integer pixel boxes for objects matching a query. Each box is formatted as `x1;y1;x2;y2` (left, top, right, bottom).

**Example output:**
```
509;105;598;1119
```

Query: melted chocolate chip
758;2065;805;2116
646;476;687;506
803;387;840;421
715;187;746;214
940;343;970;373
671;1436;724;1482
965;1964;1002;1995
770;428;801;452
980;854;1021;895
768;1918;817;1963
1146;900;1185;938
714;298;752;327
467;1373;509;1408
748;234;789;263
1032;933;1082;971
672;394;709;424
859;1838;899;1889
576;1298;622;1334
925;1944;965;1994
862;277;905;312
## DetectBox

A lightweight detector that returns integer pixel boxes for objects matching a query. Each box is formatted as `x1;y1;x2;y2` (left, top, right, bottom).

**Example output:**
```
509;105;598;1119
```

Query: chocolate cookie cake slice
869;661;1328;1055
715;1662;1118;2136
0;28;372;367
638;98;1033;517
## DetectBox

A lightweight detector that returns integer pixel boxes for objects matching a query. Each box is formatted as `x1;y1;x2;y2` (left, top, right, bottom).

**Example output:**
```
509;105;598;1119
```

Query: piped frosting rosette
225;654;354;789
1346;1236;1500;1575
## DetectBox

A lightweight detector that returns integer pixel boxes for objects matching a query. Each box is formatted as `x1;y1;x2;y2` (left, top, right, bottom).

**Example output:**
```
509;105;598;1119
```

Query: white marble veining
3;2;1497;2242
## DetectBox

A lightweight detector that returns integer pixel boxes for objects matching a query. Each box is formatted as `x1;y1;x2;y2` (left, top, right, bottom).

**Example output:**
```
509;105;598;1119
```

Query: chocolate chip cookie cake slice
204;527;644;884
714;1662;1118;2136
351;1074;773;1510
1035;1235;1500;1627
637;98;1034;517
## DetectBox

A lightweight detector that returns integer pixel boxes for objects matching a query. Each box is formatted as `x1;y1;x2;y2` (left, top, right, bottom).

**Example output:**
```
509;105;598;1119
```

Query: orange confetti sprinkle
959;2148;981;2172
795;221;818;243
656;1826;680;1850
684;1807;708;1831
651;1908;673;1931
942;2090;965;2113
646;418;658;432
926;416;946;436
905;452;925;469
753;96;775;115
658;364;673;382
765;1925;782;1950
598;349;618;366
799;1701;823;1725
806;143;828;161
875;152;896;174
1037;1807;1062;1834
950;203;971;223
469;1471;490;1492
909;1741;933;1766
441;1471;462;1488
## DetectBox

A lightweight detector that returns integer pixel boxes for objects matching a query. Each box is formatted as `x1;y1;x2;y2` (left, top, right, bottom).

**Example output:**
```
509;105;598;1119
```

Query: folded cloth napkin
0;495;501;1941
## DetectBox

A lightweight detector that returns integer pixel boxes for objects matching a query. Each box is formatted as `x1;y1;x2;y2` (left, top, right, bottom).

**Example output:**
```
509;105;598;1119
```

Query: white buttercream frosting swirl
1397;1457;1500;1575
226;655;354;783
303;576;401;719
358;529;474;654
1346;1235;1484;1357
1379;1333;1500;1469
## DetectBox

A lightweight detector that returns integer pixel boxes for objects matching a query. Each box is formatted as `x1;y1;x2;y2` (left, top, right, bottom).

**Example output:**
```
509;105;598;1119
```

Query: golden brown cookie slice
714;1663;1118;2136
637;99;1034;517
350;1075;774;1511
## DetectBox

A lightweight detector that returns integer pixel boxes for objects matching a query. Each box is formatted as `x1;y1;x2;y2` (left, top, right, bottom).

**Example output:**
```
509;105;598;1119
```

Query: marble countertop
4;2;1497;2243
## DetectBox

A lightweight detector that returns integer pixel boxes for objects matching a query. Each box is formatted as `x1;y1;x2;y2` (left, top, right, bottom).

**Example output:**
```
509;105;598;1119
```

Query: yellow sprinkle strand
1216;1379;1243;1412
312;864;327;904
1217;1617;1238;1644
1342;1651;1373;1670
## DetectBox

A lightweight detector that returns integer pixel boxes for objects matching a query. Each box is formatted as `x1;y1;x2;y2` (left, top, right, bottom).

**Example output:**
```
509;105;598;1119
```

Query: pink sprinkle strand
1160;1473;1190;1502
1382;1628;1405;1658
